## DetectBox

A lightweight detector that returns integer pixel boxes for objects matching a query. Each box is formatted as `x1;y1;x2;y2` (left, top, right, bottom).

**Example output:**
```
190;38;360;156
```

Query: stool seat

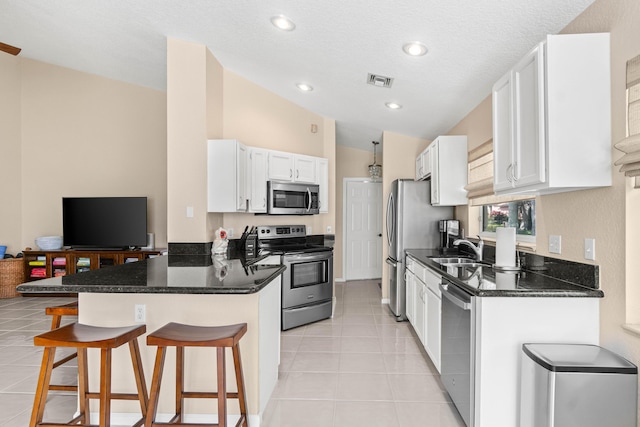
145;322;248;427
147;322;247;347
36;323;146;348
30;322;149;427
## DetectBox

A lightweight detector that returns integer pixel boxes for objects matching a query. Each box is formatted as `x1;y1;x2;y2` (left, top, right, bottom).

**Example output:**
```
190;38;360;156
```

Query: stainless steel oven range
256;225;333;330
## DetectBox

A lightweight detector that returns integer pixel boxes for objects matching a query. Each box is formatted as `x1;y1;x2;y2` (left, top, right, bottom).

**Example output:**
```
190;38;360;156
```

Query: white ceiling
0;0;596;152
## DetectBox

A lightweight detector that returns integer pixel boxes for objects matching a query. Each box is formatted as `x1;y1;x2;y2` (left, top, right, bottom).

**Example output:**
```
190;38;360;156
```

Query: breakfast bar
17;255;285;426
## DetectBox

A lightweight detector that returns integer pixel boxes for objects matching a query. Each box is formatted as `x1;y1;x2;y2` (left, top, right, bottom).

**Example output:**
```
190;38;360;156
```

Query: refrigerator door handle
386;192;394;247
385;257;397;267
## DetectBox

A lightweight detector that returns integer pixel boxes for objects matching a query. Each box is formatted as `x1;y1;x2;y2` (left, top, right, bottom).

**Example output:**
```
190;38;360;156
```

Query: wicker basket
0;258;25;299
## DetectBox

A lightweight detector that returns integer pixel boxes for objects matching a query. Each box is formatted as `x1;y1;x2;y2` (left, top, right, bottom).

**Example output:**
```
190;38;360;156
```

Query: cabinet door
415;155;422;180
512;43;545;188
295;155;316;183
430;141;440;204
236;143;248;211
268;151;294;181
426;286;442;373
492;71;514;192
316;158;329;213
415;280;426;345
248;148;268;212
405;270;415;324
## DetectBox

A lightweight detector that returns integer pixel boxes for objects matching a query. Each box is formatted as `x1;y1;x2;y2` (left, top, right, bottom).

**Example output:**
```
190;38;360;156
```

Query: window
481;199;536;242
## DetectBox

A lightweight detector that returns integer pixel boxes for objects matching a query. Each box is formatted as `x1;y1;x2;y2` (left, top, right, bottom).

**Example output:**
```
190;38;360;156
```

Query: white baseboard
335;277;346;282
91;412;261;426
381;298;390;304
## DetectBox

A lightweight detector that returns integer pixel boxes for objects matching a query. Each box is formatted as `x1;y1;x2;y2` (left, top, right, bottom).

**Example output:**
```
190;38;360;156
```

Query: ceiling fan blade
0;42;21;56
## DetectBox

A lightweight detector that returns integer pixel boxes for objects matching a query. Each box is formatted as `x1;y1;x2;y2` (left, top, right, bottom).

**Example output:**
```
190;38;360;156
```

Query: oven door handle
440;283;471;310
283;252;332;262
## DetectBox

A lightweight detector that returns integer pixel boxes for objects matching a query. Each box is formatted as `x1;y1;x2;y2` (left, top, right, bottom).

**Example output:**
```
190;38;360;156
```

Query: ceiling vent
367;73;394;88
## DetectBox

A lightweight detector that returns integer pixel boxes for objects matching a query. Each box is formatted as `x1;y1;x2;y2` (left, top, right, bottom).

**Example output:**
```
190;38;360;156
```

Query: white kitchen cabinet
429;136;468;206
406;255;427;345
248;147;268;213
207;139;248;212
424;268;442;373
492;33;611;195
267;151;294;182
415;147;431;181
295;155;317;183
267;150;317;184
405;266;416;324
316;157;329;213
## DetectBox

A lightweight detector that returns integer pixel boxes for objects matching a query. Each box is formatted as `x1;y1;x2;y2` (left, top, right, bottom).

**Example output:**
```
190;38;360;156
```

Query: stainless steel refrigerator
386;179;453;320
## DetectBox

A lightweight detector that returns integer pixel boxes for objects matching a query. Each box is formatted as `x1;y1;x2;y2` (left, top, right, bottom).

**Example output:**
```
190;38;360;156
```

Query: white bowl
35;236;64;250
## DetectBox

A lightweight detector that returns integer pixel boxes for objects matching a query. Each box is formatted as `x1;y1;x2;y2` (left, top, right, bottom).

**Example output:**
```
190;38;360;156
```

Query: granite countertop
405;249;604;298
16;254;286;295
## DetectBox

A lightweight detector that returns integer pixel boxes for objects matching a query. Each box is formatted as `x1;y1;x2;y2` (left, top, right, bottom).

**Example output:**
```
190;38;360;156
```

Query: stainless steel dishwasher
440;279;475;427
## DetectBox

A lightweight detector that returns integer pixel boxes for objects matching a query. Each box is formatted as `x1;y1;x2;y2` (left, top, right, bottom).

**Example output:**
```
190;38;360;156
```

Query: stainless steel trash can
520;343;637;427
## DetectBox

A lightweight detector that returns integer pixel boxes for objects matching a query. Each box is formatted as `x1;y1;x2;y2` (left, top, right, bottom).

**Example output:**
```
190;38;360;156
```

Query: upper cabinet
492;33;611;195
208;140;329;214
316;158;329;213
415;147;432;181
416;136;467;205
248;147;268;213
268;151;316;184
208;139;248;212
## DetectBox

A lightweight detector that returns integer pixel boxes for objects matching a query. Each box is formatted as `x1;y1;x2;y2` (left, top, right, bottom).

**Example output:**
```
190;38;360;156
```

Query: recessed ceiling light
296;83;313;92
270;15;296;31
386;102;402;110
402;42;428;56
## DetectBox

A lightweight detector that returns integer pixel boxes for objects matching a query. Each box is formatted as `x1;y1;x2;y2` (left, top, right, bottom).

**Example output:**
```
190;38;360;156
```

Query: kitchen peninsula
17;254;285;426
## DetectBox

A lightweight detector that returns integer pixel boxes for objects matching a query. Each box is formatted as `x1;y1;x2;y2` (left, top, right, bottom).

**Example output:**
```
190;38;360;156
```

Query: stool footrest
48;384;77;392
86;391;145;401
52;352;77;369
182;391;241;399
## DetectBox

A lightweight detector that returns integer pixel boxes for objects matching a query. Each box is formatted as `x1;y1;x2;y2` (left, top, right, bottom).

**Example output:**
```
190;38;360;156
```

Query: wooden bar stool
145;322;248;427
45;301;79;393
30;323;149;427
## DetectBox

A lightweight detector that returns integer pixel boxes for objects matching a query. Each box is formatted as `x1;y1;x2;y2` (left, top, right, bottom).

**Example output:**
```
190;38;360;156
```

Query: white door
344;180;383;280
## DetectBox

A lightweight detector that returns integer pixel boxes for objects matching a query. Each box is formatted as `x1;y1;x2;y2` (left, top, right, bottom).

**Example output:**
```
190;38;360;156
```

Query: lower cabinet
424;268;442;373
405;254;443;373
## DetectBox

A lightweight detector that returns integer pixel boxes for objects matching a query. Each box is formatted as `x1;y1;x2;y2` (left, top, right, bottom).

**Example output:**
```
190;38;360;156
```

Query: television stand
23;248;163;281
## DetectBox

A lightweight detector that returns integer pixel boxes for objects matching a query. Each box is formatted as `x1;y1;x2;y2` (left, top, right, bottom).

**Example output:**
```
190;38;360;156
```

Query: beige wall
217;70;336;239
0;52;22;256
0;56;167;252
380;131;428;300
447;0;640;410
334;145;377;279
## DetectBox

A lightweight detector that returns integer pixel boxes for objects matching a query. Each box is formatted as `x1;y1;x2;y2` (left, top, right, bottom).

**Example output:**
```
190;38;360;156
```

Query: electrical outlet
549;235;561;254
585;238;596;260
186;206;194;218
307;226;313;235
227;228;234;238
134;304;145;322
327;226;332;233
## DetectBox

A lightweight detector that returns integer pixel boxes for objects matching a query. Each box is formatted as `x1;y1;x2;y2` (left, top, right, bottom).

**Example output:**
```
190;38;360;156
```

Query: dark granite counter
16;254;285;295
405;249;603;298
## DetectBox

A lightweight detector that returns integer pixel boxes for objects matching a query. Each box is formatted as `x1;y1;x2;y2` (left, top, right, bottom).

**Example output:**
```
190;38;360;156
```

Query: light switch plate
549;235;561;254
585;238;596;260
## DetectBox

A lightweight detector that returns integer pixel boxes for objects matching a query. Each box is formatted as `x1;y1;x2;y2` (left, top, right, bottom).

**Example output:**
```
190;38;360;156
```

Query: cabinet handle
263;197;266;208
506;164;513;183
512;161;518;182
296;169;300;179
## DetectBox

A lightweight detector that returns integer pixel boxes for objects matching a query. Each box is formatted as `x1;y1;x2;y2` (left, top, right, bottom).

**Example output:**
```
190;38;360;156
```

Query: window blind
614;54;640;186
465;138;533;206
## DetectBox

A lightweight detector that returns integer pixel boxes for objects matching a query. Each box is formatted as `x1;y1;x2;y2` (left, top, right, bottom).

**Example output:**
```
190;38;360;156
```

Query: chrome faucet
453;236;484;262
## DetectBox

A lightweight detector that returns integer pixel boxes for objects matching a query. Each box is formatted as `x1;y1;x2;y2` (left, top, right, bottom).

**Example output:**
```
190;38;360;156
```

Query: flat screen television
62;197;148;249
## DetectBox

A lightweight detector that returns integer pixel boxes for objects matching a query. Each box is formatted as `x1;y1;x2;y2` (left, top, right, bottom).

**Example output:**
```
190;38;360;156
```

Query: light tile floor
262;280;465;427
0;280;465;427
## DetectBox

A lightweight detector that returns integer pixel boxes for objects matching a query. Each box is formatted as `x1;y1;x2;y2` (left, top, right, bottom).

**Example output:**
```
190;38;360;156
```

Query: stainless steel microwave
267;181;320;215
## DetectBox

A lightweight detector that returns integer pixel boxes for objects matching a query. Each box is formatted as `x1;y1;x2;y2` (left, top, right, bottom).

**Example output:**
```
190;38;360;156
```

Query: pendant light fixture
368;141;382;180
